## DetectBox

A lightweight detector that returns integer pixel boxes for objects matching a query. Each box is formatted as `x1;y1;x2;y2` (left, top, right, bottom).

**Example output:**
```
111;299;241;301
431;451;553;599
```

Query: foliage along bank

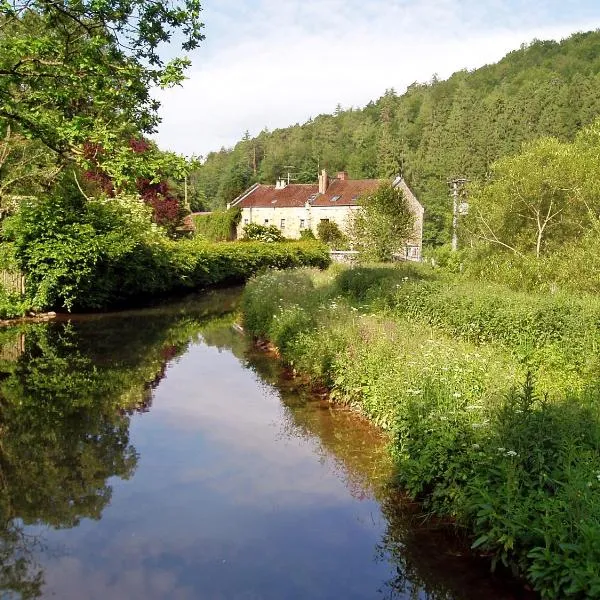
0;190;329;312
241;264;600;600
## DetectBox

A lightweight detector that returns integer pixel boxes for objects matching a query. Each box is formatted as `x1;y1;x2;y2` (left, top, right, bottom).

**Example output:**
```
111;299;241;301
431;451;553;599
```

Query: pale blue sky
154;0;600;157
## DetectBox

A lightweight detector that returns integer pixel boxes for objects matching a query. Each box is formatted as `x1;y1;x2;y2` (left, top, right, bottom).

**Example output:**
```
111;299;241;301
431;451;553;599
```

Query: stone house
228;170;424;260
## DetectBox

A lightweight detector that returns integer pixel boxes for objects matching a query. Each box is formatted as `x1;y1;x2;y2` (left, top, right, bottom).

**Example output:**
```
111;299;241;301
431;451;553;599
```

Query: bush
423;244;466;273
242;223;284;242
192;208;241;241
333;263;432;303
0;286;30;319
299;229;316;240
316;220;346;249
462;227;600;296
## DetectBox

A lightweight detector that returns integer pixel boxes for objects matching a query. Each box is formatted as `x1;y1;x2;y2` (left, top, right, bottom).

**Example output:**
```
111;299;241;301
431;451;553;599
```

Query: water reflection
0;289;239;598
0;289;527;599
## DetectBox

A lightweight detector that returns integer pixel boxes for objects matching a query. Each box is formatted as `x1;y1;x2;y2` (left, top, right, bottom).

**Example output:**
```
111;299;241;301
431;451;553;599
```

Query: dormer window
330;195;341;202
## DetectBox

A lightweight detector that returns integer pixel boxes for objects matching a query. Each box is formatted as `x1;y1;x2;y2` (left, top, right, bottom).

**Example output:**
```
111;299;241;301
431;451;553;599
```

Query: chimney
318;169;329;194
337;171;348;181
275;178;286;190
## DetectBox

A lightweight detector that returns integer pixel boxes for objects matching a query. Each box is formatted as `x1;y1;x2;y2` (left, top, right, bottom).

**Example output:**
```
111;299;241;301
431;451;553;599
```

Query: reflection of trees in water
0;288;240;598
241;349;394;499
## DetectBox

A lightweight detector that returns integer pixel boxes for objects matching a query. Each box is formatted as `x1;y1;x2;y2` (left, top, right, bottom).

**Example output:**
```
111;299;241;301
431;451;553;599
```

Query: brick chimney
318;169;329;194
337;171;348;181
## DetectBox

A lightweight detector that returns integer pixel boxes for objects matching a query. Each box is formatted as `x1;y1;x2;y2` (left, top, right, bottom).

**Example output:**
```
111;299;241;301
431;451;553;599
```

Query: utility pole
283;165;296;185
448;178;468;251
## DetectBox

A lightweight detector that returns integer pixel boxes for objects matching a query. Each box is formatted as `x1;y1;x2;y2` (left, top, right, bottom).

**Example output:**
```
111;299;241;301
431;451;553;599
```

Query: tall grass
242;264;600;599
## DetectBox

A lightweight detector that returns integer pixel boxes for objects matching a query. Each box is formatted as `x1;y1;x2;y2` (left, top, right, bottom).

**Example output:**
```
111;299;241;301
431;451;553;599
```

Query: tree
0;0;204;177
350;182;415;261
464;134;599;258
316;220;346;249
0;124;60;218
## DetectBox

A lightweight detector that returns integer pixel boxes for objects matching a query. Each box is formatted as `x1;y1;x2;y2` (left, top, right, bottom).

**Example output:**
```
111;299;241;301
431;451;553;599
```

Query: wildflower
505;450;518;457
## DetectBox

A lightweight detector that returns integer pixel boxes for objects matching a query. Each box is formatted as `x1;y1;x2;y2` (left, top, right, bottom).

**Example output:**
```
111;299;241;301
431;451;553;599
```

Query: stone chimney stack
318;169;329;194
337;171;348;181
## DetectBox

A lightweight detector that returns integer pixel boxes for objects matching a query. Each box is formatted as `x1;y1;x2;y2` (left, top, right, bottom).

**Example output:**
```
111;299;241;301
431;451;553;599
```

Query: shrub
242;223;284;242
333;263;432;304
316;220;346;248
193;208;241;241
299;229;316;241
0;286;30;319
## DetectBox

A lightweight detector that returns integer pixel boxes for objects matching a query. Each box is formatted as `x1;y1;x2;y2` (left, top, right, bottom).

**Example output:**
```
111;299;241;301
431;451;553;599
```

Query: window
299;218;305;229
280;218;286;229
330;195;341;202
264;219;269;224
320;218;330;223
244;218;249;225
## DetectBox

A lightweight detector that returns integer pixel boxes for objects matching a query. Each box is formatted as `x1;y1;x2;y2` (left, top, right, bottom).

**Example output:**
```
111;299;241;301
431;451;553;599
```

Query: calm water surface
0;290;530;600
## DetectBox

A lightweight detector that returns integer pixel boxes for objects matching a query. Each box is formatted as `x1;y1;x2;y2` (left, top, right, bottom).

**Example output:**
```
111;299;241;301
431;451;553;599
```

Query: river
0;289;530;599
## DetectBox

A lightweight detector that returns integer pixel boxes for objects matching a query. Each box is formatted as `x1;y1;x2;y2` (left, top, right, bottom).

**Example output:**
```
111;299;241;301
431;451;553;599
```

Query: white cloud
153;0;600;156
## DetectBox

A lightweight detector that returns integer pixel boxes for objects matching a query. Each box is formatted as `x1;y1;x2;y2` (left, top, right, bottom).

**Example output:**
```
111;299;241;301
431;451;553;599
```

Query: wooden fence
0;269;25;295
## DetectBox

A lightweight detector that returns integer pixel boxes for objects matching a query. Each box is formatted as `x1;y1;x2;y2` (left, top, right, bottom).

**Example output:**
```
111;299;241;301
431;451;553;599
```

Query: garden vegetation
192;208;241;241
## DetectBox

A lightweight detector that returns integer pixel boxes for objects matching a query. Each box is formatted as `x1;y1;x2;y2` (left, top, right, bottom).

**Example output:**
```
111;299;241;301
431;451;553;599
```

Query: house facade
229;170;424;260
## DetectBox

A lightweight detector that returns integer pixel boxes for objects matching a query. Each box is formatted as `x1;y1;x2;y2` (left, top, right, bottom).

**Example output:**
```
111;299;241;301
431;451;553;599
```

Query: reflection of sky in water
32;340;397;600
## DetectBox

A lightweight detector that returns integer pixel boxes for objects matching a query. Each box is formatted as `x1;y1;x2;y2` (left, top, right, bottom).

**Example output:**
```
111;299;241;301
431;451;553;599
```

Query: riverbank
0;287;532;599
241;264;600;600
0;239;330;316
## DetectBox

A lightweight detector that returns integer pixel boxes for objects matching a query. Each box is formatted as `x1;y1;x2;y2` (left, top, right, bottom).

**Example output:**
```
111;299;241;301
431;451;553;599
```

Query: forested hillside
190;30;600;245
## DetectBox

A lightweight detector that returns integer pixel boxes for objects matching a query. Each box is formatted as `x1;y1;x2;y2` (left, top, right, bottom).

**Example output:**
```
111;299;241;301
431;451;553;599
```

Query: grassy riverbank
0;238;330;314
241;264;600;599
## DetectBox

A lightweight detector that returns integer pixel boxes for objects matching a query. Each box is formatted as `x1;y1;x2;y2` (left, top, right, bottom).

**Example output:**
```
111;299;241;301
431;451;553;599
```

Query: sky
153;0;600;158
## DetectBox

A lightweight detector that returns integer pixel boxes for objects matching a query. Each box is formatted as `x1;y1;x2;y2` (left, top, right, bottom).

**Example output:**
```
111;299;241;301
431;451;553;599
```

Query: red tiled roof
234;184;318;208
233;179;385;208
311;179;382;206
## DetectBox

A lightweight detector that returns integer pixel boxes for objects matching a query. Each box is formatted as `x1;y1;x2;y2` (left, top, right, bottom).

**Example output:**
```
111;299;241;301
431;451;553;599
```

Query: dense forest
190;29;600;245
